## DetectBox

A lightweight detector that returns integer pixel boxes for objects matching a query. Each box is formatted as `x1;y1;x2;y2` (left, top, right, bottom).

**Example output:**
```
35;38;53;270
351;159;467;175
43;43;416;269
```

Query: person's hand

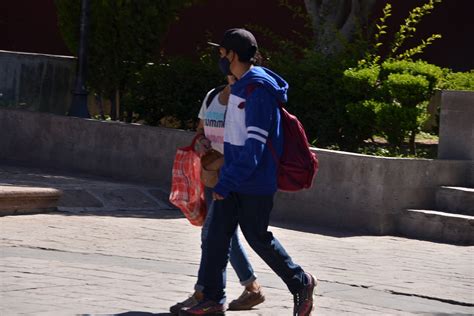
194;135;211;155
212;192;224;200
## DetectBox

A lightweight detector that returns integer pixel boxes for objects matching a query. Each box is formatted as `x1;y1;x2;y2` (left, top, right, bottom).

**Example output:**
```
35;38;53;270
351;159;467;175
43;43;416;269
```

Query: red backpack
247;85;319;192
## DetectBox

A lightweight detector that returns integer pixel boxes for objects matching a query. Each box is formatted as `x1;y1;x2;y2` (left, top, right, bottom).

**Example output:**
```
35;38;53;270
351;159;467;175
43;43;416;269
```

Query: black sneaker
170;294;199;315
293;272;317;316
179;299;225;315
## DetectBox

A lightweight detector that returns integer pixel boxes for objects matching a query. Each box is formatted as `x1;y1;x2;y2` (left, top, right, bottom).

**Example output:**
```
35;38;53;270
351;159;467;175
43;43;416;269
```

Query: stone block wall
1;107;471;234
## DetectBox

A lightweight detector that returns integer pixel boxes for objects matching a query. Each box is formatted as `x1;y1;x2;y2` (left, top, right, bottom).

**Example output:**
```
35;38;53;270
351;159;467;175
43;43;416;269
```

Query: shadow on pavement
0;161;369;239
55;209;184;220
270;219;371;238
81;313;171;316
418;314;474;316
114;312;171;316
54;209;364;239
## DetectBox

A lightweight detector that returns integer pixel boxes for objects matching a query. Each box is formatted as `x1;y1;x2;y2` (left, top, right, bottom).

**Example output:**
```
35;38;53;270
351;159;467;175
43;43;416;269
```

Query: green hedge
440;70;474;91
267;50;361;148
124;55;223;128
342;60;444;149
383;73;430;106
122;53;472;154
379;60;444;90
343;66;379;100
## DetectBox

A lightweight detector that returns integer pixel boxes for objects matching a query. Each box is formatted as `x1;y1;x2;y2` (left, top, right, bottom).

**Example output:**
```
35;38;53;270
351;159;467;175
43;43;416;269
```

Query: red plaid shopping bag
169;137;207;226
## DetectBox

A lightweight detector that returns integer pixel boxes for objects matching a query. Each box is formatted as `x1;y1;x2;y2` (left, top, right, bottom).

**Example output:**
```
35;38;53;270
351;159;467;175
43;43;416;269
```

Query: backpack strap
206;84;227;108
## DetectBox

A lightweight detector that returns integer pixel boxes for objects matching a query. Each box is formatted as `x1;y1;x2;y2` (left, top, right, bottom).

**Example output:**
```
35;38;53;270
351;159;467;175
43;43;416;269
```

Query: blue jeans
200;192;307;304
195;187;256;292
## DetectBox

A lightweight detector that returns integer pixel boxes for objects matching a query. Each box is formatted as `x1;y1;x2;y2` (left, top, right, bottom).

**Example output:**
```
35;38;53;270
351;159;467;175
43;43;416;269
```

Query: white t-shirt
198;88;227;154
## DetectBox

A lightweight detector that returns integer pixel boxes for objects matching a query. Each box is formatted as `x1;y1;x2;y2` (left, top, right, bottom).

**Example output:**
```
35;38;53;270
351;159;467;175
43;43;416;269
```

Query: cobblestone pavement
1;210;473;316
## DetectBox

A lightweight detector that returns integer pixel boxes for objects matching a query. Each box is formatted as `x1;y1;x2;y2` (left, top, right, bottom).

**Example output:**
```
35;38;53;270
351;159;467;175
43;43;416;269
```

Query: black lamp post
68;0;91;118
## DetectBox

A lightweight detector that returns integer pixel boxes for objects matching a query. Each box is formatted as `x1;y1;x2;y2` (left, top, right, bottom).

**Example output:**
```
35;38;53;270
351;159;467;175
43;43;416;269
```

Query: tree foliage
344;60;443;150
55;0;196;115
363;0;443;66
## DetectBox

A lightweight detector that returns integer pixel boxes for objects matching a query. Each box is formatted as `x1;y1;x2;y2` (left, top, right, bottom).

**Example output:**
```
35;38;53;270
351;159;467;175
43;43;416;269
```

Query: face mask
218;57;232;76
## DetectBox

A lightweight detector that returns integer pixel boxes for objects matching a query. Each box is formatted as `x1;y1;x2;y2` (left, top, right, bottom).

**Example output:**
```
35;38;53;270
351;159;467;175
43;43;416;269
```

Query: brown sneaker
228;289;265;311
170;295;199;315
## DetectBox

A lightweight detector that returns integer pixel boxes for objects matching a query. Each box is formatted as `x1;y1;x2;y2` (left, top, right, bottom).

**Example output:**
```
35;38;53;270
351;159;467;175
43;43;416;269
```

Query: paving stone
1;213;473;315
1;164;473;315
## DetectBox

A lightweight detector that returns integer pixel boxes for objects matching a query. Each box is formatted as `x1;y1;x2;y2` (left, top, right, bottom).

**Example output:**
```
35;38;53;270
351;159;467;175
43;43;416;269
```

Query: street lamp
68;0;90;118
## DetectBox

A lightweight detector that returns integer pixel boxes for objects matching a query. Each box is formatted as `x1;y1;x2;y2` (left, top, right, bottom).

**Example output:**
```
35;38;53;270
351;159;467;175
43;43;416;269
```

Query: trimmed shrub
344;100;378;145
380;60;443;91
382;73;430;106
374;101;424;146
441;70;474;91
343;60;438;149
343;66;380;99
268;50;359;147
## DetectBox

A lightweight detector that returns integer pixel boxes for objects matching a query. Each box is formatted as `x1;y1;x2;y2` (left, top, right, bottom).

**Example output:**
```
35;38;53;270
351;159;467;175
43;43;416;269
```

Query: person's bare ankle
245;281;260;293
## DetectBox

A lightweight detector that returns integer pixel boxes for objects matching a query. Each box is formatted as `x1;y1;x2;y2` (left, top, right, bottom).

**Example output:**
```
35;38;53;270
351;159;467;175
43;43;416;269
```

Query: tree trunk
95;94;105;120
409;130;416;155
126;110;133;123
304;0;376;55
110;92;117;121
116;89;121;121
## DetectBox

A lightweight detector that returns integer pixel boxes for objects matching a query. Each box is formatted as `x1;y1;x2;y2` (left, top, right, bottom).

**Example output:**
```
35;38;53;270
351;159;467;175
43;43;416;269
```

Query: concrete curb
0;185;62;216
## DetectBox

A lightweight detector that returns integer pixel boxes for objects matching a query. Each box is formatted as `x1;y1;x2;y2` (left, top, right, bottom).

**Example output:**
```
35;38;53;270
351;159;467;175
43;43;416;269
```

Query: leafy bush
124;55;223;128
440;70;474;91
379;60;443;90
342;60;439;149
55;0;198;118
343;66;379;100
374;101;427;146
382;73;430;106
267;49;361;148
345;100;378;144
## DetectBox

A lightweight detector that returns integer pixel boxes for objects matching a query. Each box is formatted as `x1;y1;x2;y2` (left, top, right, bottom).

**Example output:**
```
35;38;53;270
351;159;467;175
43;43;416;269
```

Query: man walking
180;28;317;316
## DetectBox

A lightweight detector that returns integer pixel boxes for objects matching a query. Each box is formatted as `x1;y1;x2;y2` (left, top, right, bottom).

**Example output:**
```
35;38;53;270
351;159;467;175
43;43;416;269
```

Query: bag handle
190;133;203;152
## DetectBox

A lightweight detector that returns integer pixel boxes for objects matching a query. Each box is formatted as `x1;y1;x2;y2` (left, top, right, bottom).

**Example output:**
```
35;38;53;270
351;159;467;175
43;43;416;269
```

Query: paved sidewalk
0;165;473;315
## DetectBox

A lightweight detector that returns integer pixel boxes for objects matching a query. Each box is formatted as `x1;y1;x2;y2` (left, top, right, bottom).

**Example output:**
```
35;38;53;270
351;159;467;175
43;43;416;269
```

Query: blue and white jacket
213;66;286;198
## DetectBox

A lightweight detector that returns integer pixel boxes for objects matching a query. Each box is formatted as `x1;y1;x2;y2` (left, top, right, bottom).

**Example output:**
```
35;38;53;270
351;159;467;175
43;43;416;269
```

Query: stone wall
437;90;474;186
0;50;75;114
272;149;470;234
0;108;190;186
438;90;474;161
1;107;471;234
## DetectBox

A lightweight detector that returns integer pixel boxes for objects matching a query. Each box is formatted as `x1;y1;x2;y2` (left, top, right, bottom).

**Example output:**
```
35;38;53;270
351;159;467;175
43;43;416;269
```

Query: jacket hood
233;66;288;103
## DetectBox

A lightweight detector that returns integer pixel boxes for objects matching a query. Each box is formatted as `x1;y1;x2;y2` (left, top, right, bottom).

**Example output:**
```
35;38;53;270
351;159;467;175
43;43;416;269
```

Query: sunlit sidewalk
1;208;473;315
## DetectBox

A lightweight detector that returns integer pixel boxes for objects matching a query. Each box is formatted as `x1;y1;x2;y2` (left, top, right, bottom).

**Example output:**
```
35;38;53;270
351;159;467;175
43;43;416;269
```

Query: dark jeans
201;192;306;304
195;187;256;291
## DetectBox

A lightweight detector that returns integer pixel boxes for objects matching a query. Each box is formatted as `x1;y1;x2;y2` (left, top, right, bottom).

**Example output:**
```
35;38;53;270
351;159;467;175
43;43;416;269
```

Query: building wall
0;0;70;56
1;0;473;70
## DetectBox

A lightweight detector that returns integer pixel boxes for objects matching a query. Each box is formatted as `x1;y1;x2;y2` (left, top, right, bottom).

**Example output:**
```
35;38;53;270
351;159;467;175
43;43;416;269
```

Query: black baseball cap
208;28;258;60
